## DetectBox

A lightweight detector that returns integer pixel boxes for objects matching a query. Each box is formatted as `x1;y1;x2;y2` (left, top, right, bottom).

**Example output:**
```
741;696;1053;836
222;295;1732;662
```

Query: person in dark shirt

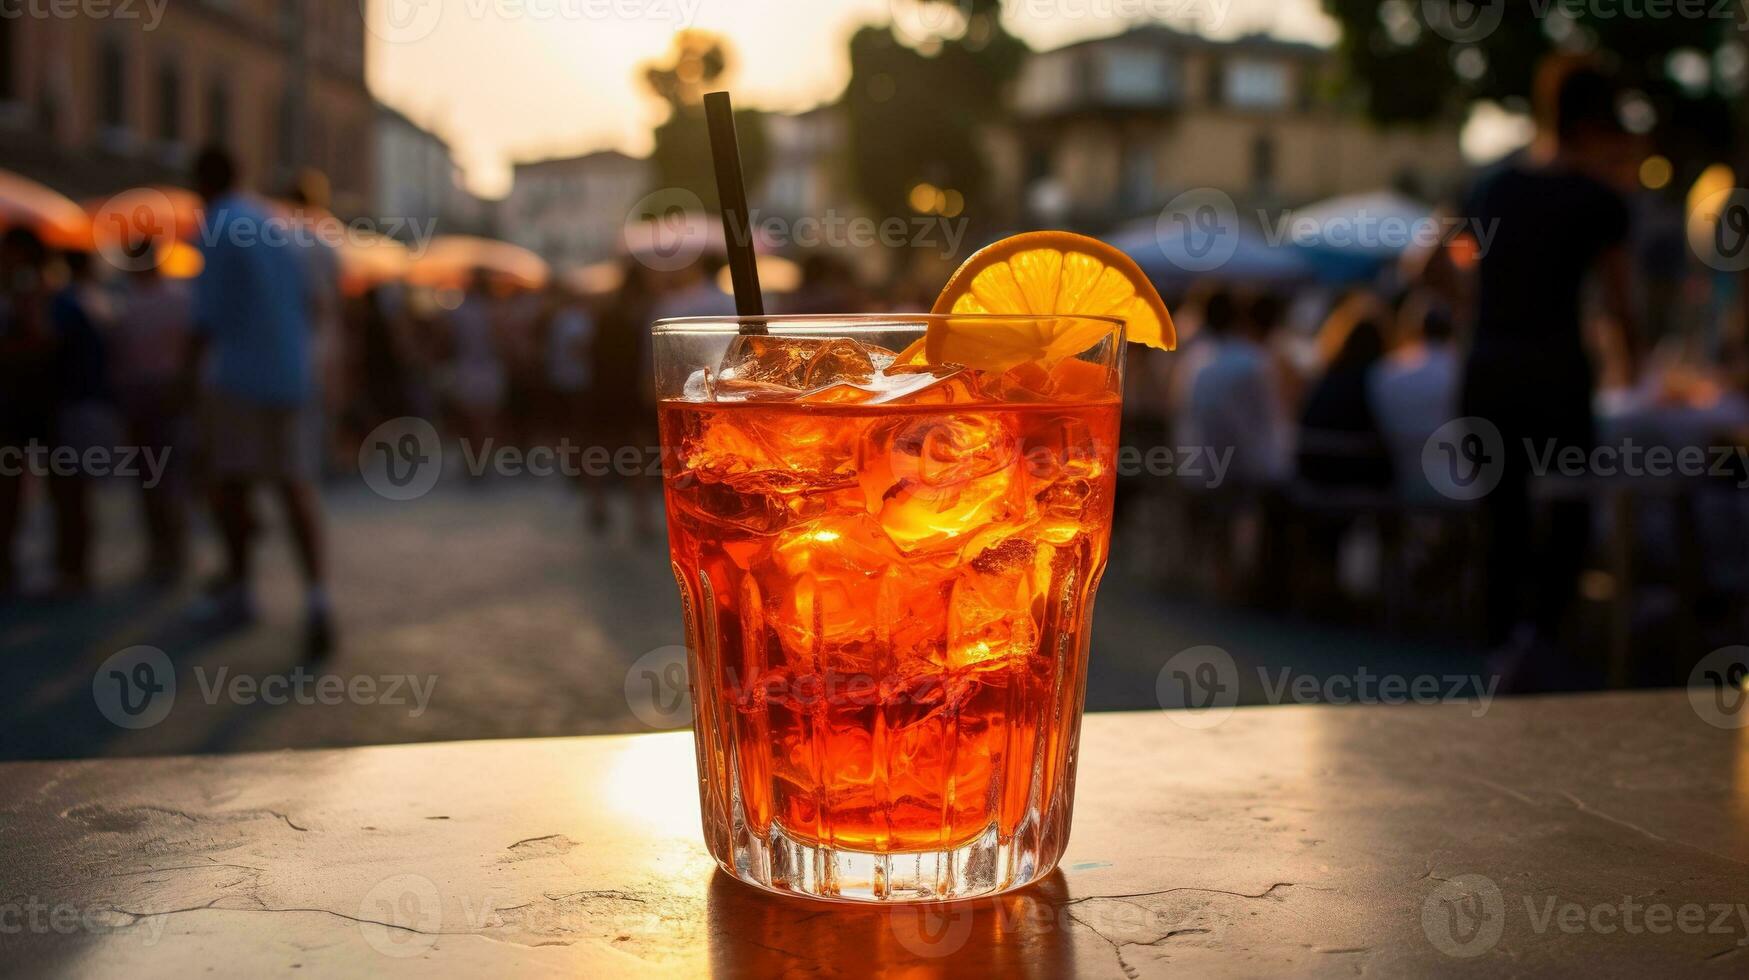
1460;55;1640;654
1298;292;1393;489
0;228;55;598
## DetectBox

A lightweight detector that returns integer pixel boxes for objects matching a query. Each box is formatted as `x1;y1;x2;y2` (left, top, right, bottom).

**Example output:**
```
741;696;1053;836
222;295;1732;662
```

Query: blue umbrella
1108;217;1313;291
1274;190;1434;284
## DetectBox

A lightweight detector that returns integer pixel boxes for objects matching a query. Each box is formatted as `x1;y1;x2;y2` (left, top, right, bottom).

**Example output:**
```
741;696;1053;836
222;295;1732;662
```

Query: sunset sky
366;0;1347;197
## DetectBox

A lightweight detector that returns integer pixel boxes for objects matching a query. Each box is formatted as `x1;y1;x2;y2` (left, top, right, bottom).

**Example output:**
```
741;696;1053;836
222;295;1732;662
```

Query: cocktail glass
655;314;1123;902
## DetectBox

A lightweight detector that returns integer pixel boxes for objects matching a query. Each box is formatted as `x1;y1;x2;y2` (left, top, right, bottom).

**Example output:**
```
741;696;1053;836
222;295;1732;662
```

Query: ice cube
752;514;908;667
948;534;1055;668
716;335;902;400
717;335;821;390
682;368;715;401
803;339;892;388
856;412;1030;554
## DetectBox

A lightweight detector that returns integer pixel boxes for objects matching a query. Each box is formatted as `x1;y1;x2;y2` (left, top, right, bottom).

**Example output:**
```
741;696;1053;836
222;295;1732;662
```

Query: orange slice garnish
928;231;1176;362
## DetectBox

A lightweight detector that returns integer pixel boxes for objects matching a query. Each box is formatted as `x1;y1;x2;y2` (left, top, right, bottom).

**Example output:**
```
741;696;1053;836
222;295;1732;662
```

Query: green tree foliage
843;0;1028;225
1320;0;1741;161
642;30;768;211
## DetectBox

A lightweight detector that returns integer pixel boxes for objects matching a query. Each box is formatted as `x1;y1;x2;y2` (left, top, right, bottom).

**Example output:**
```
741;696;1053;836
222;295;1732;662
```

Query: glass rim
652;312;1127;334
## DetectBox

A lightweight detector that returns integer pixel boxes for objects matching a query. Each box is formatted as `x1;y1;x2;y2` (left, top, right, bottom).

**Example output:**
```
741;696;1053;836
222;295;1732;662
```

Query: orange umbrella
407;235;550;291
85;186;204;274
337;231;412;295
0;169;93;251
86;186;203;244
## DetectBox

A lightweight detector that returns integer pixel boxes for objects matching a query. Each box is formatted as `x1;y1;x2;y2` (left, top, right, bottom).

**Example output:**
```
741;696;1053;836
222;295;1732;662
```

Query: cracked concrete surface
1;692;1746;977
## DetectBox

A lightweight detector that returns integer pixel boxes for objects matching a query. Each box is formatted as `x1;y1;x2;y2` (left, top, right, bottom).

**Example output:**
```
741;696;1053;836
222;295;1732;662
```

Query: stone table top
2;691;1746;978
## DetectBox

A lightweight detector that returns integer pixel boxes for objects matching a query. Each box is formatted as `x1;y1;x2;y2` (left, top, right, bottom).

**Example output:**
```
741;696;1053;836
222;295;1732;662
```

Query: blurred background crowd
2;0;1748;756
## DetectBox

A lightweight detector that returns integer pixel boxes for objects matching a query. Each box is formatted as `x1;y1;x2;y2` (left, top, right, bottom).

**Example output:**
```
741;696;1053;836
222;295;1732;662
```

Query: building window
1205;56;1224;107
1096;49;1167;105
206;77;230;147
1251;132;1275;194
157;63;182;143
98;35;128;131
1224;58;1290;110
1121;141;1154;211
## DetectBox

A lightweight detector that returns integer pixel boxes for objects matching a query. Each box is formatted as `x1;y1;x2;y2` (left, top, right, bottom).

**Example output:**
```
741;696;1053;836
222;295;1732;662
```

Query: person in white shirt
1176;290;1293;488
1368;294;1460;502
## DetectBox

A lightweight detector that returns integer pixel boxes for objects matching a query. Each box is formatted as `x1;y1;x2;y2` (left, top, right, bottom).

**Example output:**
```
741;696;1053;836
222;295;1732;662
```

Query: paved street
0;474;1479;761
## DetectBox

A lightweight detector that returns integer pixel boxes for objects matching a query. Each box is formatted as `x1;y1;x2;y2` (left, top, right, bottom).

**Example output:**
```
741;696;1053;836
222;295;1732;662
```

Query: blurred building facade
501;150;649;270
375;105;491;238
1004;27;1466;226
0;0;373;211
760;106;851;222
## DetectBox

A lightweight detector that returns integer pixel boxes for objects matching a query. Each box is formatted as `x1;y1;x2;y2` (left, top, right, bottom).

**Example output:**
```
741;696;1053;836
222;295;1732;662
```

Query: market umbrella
406;235;549;290
85;186;205;275
86;186;203;244
1279;190;1434;284
337;231;412;295
0;169;93;251
1109;216;1313;292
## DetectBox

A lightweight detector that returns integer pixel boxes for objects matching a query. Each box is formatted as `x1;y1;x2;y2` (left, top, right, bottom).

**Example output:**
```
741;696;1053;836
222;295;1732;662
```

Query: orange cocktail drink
656;235;1174;902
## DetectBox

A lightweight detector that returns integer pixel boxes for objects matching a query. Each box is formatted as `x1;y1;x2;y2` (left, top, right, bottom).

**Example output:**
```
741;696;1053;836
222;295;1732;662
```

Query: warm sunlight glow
603;733;703;839
365;0;1336;197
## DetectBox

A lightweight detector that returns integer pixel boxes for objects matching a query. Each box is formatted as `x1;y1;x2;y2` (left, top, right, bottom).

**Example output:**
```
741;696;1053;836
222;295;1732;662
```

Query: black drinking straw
703;91;766;333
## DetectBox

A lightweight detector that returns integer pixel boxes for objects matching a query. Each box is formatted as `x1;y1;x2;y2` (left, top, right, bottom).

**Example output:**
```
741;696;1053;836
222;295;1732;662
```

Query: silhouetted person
588;260;661;535
0;228;56;599
184;145;334;658
1297;294;1391;489
44;250;117;595
113;240;195;582
1460;56;1641;652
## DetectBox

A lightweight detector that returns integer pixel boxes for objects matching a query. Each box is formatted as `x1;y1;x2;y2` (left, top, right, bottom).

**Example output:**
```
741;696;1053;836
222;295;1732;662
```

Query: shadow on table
704;869;1078;976
0;584;276;760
